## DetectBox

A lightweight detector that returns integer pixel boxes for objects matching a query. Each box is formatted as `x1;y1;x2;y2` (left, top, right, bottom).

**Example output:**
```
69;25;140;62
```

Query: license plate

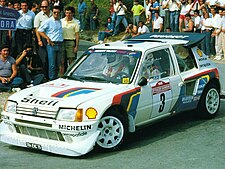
26;142;42;150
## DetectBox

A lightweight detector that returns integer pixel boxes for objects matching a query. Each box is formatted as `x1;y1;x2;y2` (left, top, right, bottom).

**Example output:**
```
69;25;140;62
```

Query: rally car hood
8;78;129;108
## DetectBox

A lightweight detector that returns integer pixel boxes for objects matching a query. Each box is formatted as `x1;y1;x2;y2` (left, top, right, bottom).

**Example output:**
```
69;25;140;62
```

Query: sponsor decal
197;90;203;94
197;75;209;89
198;84;205;89
86;108;98;119
26;142;42;150
197;49;203;57
152;81;171;95
122;77;130;84
43;83;69;88
51;87;100;98
198;57;207;61
182;96;194;104
59;125;92;131
149;35;189;39
21;97;59;106
200;62;211;68
62;132;87;137
193;96;200;101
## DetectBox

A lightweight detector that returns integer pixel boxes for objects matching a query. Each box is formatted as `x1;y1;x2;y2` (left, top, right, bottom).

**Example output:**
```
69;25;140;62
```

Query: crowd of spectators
1;0;225;92
98;0;225;62
105;0;225;60
0;0;79;92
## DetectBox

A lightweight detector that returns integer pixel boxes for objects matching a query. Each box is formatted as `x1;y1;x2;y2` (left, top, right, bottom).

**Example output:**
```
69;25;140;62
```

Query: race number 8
159;93;165;112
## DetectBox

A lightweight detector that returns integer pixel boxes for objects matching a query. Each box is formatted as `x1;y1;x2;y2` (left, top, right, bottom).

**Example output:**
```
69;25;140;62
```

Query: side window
173;45;196;72
141;48;173;81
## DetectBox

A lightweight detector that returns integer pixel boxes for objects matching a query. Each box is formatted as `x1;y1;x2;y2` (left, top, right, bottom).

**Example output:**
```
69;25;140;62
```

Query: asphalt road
0;100;224;169
0;41;225;169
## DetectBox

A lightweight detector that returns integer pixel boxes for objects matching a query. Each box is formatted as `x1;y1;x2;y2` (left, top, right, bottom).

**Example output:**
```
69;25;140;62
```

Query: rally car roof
89;33;205;52
129;32;205;47
89;40;164;52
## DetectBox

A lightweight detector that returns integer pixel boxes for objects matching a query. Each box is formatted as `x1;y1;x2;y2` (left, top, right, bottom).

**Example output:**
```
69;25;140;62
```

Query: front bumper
0;112;100;156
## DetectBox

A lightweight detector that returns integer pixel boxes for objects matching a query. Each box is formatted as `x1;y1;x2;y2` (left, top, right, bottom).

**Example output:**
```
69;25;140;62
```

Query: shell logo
86;107;98;119
197;49;203;57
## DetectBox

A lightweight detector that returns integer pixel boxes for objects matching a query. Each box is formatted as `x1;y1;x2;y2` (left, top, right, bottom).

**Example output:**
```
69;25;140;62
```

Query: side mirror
138;77;148;86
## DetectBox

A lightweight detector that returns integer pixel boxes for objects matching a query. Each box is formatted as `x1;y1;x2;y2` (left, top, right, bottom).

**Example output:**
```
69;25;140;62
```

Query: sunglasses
41;6;48;8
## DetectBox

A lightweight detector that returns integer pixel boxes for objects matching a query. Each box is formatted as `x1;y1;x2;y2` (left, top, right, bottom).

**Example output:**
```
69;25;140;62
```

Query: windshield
65;50;141;84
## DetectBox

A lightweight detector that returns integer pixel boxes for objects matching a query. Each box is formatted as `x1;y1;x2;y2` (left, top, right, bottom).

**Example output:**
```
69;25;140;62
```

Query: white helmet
107;53;123;67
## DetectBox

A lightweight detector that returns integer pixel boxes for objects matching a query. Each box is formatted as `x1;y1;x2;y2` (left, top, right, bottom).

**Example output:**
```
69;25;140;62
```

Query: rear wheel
197;83;220;119
96;109;128;151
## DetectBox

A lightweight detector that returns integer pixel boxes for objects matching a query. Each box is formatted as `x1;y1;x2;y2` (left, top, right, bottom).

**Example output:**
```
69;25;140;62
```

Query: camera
26;50;32;56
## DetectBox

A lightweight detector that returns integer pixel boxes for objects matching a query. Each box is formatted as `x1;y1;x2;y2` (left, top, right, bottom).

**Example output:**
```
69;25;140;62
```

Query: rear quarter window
173;45;197;72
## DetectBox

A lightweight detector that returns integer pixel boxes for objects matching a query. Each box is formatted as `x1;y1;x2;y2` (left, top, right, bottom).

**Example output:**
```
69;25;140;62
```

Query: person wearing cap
0;44;23;92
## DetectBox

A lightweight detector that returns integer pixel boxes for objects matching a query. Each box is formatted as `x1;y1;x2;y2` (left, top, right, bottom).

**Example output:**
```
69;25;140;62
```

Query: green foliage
69;0;138;27
69;0;110;23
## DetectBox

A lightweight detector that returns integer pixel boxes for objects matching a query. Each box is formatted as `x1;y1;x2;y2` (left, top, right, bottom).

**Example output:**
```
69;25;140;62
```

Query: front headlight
57;108;83;122
4;100;17;113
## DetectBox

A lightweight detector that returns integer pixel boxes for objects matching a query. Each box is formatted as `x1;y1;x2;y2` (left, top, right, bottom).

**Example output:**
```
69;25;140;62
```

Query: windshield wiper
62;75;83;81
79;76;115;83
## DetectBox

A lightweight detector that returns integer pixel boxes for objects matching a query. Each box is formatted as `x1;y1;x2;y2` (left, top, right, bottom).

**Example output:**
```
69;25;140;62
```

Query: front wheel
197;83;220;119
96;109;128;151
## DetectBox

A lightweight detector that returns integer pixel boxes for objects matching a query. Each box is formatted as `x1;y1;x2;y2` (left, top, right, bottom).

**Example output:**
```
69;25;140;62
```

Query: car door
135;47;183;124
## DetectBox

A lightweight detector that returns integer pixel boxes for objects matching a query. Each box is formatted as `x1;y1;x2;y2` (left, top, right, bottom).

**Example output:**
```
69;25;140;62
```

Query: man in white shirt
137;21;150;35
213;9;224;60
15;0;35;54
165;0;181;32
210;7;220;57
221;10;225;60
152;12;163;32
201;12;213;56
113;0;128;35
194;10;202;33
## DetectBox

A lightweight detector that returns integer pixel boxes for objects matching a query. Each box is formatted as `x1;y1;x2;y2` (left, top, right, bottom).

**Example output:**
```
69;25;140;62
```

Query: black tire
197;82;220;119
96;108;128;151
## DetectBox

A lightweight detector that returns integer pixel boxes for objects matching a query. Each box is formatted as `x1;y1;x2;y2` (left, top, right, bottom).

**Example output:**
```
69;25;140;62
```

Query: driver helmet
107;53;123;67
175;46;189;59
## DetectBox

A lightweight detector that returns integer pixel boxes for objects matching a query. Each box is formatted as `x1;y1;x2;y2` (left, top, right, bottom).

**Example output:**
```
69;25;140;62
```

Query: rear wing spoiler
128;33;205;47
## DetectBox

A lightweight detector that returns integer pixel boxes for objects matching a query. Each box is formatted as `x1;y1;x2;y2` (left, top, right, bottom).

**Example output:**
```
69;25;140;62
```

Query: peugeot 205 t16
0;33;221;156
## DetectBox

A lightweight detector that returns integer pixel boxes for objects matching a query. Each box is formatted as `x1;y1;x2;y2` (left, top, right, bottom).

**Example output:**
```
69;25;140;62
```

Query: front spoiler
0;122;100;156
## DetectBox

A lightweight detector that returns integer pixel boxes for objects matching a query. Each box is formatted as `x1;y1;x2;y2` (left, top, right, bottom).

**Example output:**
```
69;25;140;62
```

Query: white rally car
0;33;221;156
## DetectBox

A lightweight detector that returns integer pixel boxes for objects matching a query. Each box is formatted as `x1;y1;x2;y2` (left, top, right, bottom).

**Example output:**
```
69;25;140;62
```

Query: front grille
14;125;65;142
16;106;57;119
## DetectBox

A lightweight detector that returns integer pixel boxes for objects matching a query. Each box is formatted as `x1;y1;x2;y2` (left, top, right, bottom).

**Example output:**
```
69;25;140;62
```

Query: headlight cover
4;100;17;114
57;109;83;122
